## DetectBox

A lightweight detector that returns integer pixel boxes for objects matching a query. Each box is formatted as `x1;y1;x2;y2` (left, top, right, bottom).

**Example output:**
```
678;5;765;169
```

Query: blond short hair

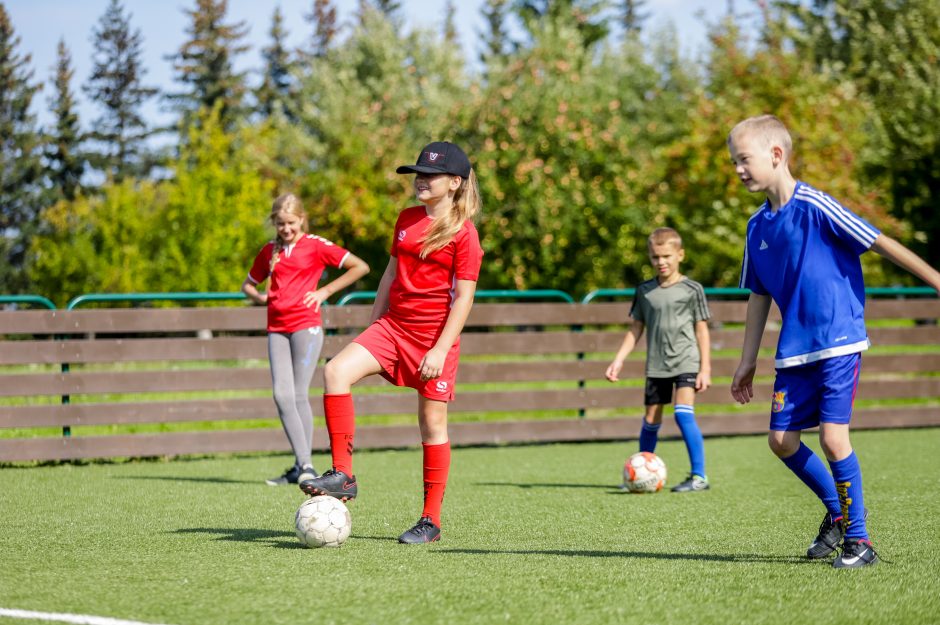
648;227;682;250
728;114;793;158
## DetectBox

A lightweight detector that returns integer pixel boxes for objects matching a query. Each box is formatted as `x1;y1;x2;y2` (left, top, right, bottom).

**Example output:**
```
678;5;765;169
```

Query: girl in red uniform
242;193;369;486
300;142;484;544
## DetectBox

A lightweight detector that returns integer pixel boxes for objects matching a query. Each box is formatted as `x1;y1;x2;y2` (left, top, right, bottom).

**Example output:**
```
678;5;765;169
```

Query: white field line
0;608;176;625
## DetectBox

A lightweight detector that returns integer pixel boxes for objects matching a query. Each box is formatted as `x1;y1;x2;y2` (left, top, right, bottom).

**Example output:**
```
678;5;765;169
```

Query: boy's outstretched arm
605;320;644;382
870;234;940;294
730;293;772;404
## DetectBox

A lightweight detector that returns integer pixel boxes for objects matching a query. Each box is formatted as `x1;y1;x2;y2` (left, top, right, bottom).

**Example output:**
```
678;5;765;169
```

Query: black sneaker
298;464;317;483
806;512;844;559
807;508;869;559
398;516;441;544
299;468;357;501
833;538;878;569
265;464;301;486
670;474;710;493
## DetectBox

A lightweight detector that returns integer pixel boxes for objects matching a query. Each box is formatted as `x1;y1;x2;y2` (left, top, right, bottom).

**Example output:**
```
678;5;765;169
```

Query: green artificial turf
1;429;939;625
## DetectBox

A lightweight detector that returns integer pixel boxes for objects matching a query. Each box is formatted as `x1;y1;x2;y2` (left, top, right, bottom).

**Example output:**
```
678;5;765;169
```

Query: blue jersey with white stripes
738;181;881;368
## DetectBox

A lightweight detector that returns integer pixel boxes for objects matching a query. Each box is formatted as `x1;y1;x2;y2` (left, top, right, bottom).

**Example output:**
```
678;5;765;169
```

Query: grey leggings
268;327;324;468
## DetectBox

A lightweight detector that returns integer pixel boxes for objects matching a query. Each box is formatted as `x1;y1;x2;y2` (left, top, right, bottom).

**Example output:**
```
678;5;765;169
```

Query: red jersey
247;234;350;332
387;205;484;326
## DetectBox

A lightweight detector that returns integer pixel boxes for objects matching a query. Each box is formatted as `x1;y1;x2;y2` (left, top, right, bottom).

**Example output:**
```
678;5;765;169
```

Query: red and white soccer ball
623;451;668;493
295;495;352;548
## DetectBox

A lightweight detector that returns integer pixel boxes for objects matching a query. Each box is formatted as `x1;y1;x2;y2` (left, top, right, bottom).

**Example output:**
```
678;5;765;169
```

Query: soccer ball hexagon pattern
295;495;352;548
623;451;667;493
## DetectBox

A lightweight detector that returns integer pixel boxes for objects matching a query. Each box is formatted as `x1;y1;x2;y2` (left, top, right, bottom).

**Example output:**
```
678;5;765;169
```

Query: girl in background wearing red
243;193;369;486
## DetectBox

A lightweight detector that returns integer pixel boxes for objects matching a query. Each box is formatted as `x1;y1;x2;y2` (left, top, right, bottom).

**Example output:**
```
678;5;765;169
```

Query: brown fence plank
4;352;937;398
2;405;937;462
4;326;938;366
5;377;938;428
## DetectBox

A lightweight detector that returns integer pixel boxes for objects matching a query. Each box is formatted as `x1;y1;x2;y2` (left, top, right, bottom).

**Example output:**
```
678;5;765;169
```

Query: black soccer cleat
398;516;441;544
297;464;318;484
266;464;301;486
833;538;879;569
299;468;357;501
670;474;710;493
806;512;845;559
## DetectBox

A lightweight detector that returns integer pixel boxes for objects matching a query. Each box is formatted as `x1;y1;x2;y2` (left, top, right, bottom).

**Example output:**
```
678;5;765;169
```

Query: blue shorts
769;353;861;431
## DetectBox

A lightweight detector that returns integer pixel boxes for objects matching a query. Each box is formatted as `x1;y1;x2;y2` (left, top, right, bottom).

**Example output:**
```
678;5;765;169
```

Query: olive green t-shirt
630;277;710;377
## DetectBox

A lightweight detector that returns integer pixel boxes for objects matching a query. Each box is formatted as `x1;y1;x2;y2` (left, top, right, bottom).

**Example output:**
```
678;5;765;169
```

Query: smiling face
273;210;305;245
648;240;684;283
413;172;462;206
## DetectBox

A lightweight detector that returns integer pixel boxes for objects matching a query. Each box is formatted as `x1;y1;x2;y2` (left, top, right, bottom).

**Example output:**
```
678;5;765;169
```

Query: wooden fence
1;299;938;462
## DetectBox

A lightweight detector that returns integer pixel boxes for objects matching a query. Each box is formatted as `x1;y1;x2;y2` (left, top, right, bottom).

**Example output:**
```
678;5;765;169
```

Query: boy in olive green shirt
606;228;712;492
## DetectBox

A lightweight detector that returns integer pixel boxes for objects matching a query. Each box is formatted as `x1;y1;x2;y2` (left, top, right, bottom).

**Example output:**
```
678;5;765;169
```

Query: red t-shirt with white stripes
387;206;484;326
247;234;350;332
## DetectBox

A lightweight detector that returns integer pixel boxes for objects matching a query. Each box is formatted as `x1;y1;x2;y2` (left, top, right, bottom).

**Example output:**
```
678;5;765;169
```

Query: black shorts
644;373;697;406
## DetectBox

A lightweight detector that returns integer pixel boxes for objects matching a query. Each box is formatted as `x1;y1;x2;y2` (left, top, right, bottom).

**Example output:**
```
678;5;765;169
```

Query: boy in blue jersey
606;227;712;493
727;115;940;568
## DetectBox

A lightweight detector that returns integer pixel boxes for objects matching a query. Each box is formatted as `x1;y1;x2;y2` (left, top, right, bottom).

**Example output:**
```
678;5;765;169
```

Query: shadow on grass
439;548;815;565
172;526;389;549
474;481;617;490
118;475;260;485
173;526;302;549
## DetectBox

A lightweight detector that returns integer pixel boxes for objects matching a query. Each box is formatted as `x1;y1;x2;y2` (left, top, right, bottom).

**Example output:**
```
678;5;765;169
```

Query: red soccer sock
421;441;451;528
323;393;355;476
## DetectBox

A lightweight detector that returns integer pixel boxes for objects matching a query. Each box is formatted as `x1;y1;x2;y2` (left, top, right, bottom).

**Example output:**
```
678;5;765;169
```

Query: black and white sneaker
398;516;441;544
298;464;317;484
807;512;844;559
670;474;710;493
265;464;301;486
299;468;357;501
833;538;878;569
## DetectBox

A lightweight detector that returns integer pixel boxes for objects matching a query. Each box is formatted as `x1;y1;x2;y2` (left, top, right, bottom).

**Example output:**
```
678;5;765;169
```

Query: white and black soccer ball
623;451;667;493
295;495;351;548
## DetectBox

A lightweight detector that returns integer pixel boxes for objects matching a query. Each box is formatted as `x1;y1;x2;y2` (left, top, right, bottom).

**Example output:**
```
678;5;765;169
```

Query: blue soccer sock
781;442;841;518
638;420;661;453
829;451;869;540
674;404;706;478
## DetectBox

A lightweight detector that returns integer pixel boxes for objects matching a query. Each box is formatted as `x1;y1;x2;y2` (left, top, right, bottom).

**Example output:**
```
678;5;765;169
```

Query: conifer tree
83;0;157;181
166;0;249;131
255;6;294;119
47;38;84;202
621;0;647;39
480;0;511;64
363;0;402;22
0;3;43;292
514;0;609;48
442;0;459;43
303;0;338;59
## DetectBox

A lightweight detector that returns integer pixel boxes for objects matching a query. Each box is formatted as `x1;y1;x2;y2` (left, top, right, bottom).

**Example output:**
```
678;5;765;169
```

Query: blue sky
7;0;731;128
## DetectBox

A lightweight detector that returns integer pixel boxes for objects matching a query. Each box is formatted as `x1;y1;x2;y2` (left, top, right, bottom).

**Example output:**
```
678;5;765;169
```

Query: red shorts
353;315;461;401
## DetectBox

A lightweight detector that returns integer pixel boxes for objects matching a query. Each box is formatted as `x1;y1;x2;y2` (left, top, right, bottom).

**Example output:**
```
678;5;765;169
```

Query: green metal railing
581;286;937;303
336;289;575;306
67;291;247;310
581;287;752;303
2;286;935;311
0;295;57;310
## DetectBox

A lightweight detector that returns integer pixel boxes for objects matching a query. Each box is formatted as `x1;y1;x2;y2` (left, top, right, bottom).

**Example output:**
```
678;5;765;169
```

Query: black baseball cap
396;141;471;179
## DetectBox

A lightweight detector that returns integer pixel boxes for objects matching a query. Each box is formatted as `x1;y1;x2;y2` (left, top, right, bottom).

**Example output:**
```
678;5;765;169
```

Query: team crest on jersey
398;230;406;241
772;391;786;413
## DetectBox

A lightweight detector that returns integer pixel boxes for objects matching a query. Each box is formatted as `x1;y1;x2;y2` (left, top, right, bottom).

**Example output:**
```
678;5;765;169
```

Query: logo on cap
427;152;441;162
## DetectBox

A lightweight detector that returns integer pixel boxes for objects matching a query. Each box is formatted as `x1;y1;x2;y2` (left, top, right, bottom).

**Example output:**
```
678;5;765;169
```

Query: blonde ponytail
420;169;482;258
